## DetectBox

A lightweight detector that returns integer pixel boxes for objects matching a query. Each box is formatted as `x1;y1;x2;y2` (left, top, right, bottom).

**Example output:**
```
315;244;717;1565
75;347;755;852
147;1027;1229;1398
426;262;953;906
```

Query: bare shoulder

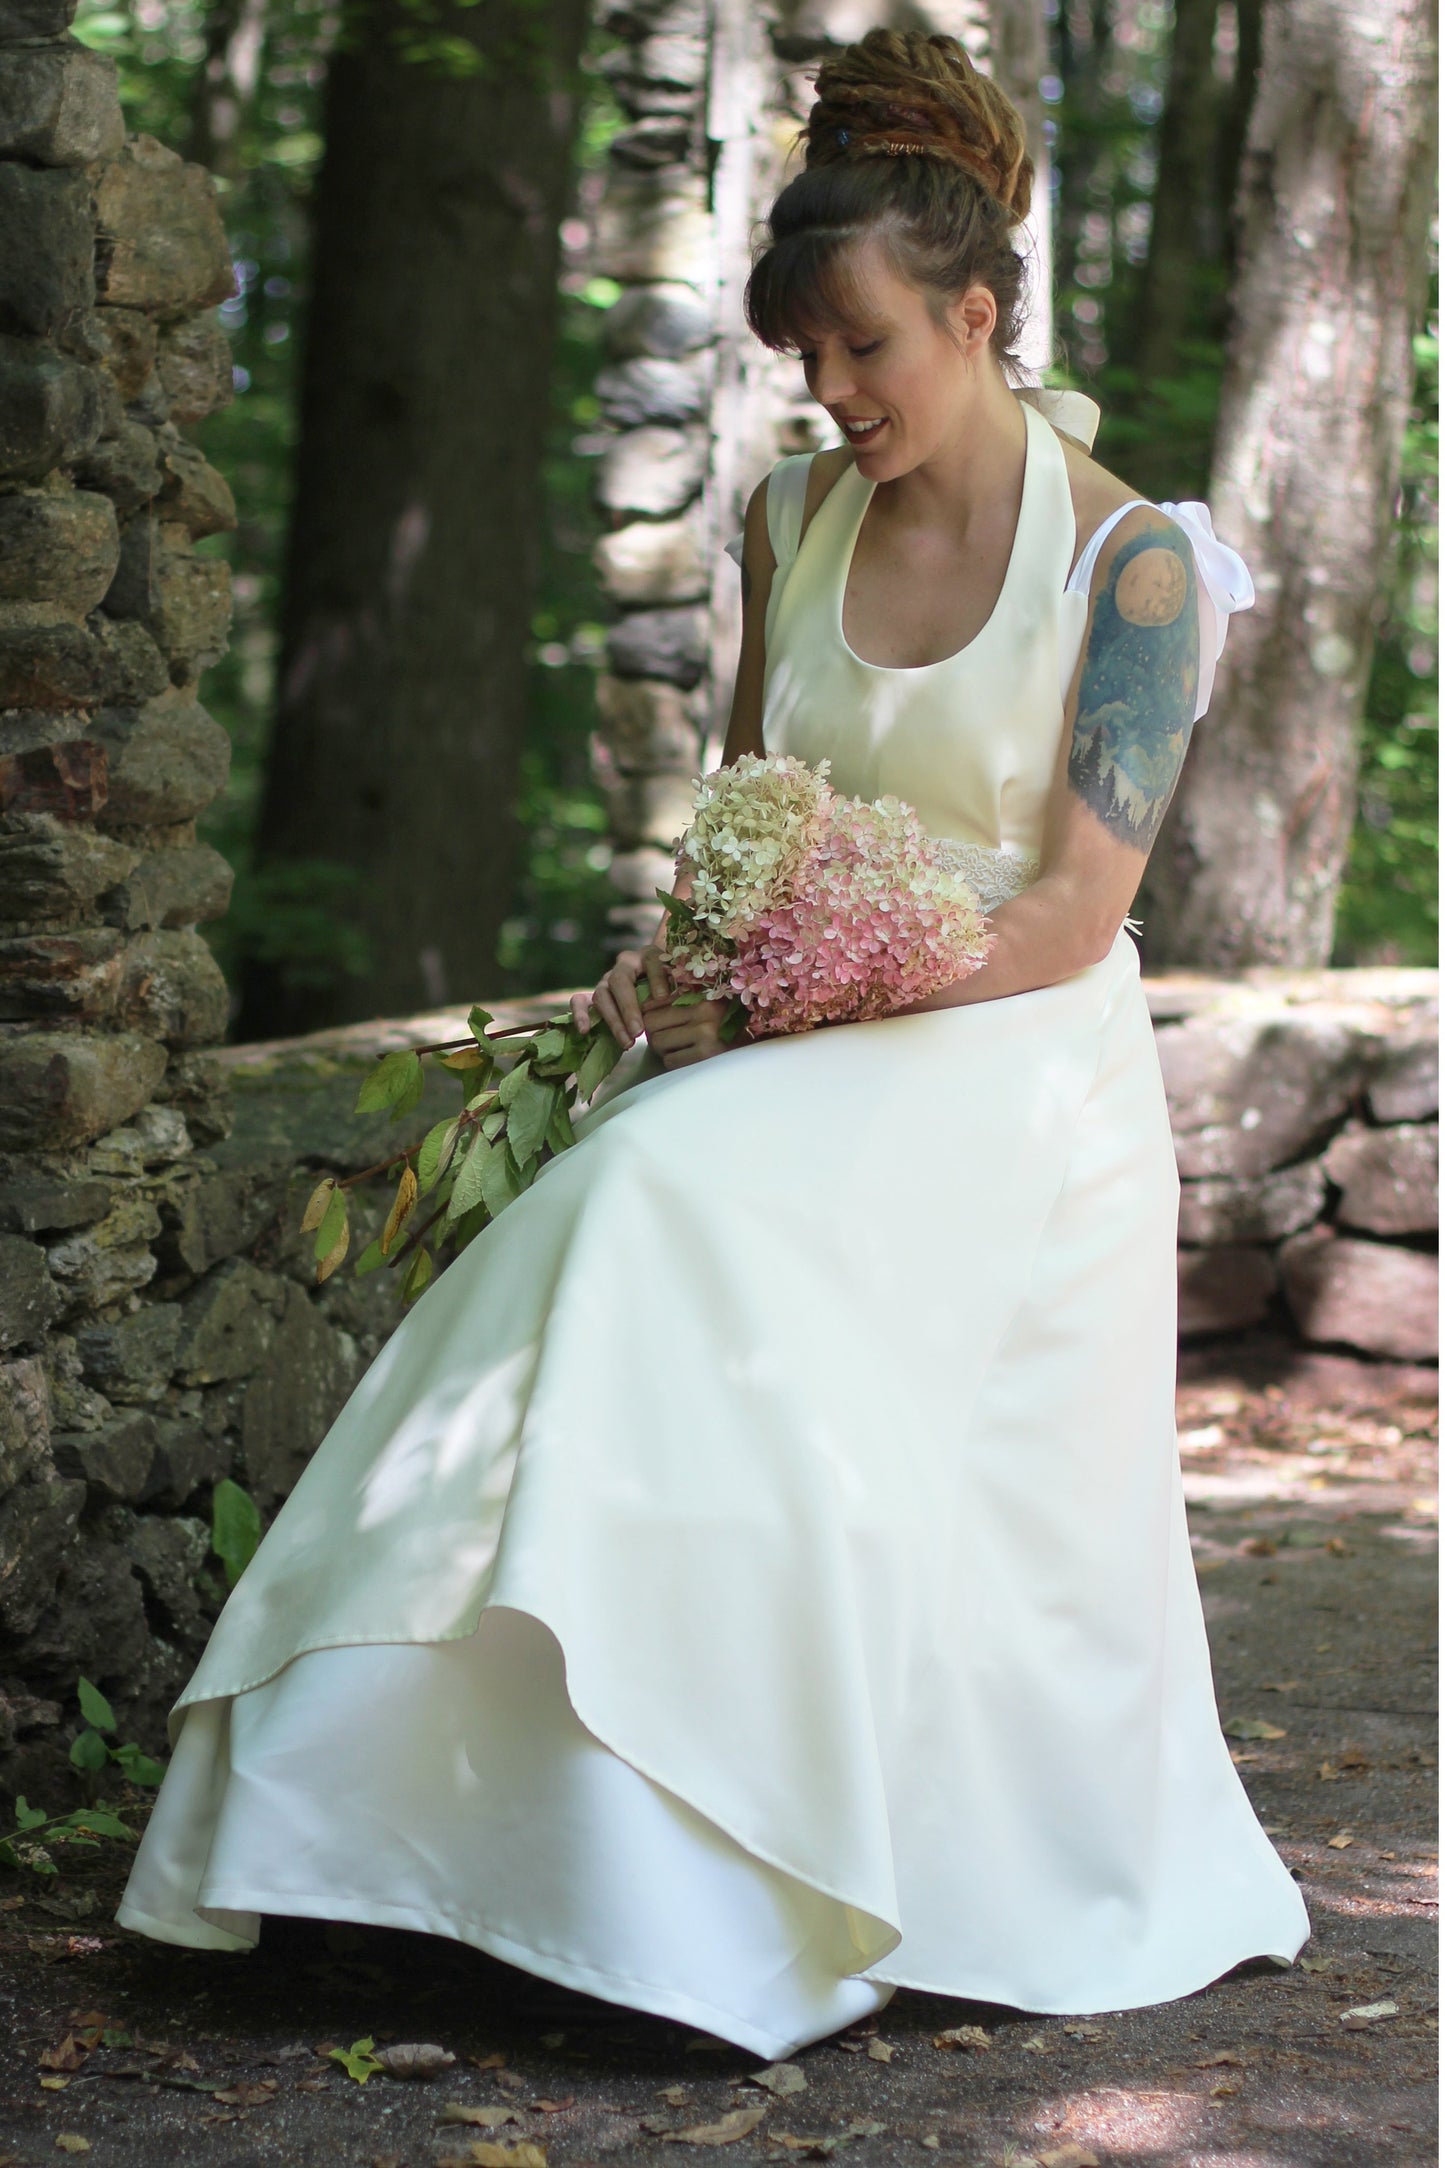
1055;430;1161;579
799;445;855;546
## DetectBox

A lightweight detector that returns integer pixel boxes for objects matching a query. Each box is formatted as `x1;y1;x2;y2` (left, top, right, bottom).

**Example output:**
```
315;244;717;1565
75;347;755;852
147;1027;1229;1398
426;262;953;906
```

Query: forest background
70;0;1438;1034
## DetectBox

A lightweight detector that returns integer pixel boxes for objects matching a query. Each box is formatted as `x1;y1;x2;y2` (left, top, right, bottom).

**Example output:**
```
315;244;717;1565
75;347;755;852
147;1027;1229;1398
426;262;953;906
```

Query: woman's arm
897;504;1201;1013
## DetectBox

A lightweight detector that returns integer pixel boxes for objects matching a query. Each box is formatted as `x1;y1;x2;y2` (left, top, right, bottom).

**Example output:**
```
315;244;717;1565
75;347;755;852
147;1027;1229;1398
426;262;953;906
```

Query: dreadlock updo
744;29;1034;371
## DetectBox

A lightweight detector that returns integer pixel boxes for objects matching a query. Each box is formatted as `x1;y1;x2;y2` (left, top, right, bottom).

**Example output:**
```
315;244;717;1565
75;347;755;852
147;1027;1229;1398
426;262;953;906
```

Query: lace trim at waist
930;838;1040;912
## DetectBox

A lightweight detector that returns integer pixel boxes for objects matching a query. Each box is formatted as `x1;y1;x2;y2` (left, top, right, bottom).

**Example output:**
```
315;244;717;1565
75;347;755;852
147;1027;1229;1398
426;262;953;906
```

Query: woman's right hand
571;945;670;1051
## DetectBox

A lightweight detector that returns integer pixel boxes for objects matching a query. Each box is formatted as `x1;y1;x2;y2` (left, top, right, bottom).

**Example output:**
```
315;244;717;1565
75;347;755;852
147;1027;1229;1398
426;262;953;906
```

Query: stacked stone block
0;0;360;1806
1154;974;1439;1361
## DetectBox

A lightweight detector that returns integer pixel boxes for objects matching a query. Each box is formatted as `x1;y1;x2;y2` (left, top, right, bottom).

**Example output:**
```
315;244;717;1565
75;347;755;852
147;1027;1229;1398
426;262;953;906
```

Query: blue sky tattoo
1068;521;1200;853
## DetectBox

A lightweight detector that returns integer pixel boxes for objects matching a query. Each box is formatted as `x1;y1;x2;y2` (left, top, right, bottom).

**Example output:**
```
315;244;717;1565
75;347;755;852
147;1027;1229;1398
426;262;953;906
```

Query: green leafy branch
299;1009;625;1306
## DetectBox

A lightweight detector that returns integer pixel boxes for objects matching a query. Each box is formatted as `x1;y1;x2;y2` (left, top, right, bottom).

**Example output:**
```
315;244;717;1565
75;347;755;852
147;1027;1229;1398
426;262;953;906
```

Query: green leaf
451;1200;491;1249
69;1728;108;1772
14;1797;45;1831
496;1056;534;1109
669;989;705;1007
328;2037;384;2084
546;1096;576;1153
401;1246;433;1304
446;1133;490;1221
481;1108;506;1141
353;1235;387;1278
212;1476;263;1589
504;1071;557;1163
77;1676;115;1734
531;1027;567;1066
313;1183;348;1263
718;998;749;1045
654;885;696;928
0;1837;16;1867
466;1004;495;1044
479;1139;523;1217
417;1114;462;1195
576;1027;623;1100
67;1808;132;1839
355;1048;423;1115
390;1054;428;1122
111;1743;166;1788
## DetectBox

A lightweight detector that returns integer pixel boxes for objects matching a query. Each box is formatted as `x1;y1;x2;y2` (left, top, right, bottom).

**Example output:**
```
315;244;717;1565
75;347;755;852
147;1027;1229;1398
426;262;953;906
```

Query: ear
945;282;997;360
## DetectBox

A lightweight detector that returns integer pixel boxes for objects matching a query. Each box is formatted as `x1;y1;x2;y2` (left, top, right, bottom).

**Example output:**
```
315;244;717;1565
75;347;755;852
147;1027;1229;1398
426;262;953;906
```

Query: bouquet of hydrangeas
658;753;995;1040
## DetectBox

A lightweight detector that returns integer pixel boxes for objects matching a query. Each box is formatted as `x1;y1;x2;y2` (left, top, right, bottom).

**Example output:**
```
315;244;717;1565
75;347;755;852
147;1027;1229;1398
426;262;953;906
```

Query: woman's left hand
641;992;737;1070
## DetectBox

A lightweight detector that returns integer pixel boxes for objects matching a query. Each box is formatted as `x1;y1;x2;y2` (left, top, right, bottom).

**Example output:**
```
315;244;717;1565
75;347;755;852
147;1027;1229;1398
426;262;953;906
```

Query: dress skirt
116;927;1310;2056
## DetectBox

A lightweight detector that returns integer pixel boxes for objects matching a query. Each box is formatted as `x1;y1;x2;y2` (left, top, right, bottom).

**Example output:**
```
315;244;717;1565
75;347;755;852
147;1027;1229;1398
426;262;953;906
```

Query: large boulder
86;688;230;828
241;1279;359;1508
0;39;125;168
1323;1121;1439;1236
1279;1227;1439;1362
0;1027;166;1153
1176;1159;1327;1246
1156;1009;1374;1179
1177;1245;1278;1337
92;136;235;316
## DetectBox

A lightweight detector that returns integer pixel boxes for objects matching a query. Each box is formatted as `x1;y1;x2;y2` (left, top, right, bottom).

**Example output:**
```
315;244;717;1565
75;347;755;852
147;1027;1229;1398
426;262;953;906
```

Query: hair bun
805;29;1032;223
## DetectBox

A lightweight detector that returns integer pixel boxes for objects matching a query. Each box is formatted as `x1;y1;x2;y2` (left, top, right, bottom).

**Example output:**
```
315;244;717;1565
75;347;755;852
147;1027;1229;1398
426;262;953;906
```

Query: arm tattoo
1067;522;1200;854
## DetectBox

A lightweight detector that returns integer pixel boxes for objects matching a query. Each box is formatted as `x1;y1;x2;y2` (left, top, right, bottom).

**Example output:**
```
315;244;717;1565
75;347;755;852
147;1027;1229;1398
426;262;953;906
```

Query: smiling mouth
840;416;887;442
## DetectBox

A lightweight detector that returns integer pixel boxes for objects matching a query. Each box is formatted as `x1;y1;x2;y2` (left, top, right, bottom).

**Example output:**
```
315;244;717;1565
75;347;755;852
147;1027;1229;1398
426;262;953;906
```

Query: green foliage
212;1476;265;1588
302;1009;623;1307
0;1676;165;1874
327;2037;385;2083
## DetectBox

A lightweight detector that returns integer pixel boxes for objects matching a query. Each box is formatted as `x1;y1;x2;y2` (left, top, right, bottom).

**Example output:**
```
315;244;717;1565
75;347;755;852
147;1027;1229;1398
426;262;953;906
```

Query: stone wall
0;0;246;1805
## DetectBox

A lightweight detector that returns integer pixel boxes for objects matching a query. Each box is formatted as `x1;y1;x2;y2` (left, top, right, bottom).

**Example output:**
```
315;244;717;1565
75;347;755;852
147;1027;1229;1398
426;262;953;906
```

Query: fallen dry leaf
1210;2081;1242;2098
1039;2147;1101;2168
1020;2033;1056;2053
39;2035;88;2073
212;2080;278;2106
865;2039;893;2063
1341;2000;1399;2028
54;2142;90;2157
1240;1536;1277;1556
1223;1717;1288;1742
1061;2023;1104;2041
530;2097;575;2113
1196;2051;1244;2068
437;2105;519;2129
932;2024;990;2051
921;2140;941;2153
1317;1761;1340;1781
1327;1832;1355;1850
663;2105;769;2145
659;2087;691;2106
468;2052;509;2071
539;2031;565;2048
373;2041;456;2078
38;2077;70;2091
439;2145;547;2168
1299;1957;1333;1973
751;2062;807;2097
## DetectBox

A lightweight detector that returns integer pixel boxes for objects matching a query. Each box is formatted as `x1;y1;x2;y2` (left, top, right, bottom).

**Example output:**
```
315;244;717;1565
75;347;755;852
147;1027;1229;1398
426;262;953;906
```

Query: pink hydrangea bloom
664;761;994;1039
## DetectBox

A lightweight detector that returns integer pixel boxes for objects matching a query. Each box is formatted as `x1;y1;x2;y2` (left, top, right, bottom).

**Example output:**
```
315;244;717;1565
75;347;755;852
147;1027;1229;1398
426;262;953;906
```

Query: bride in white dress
117;28;1310;2057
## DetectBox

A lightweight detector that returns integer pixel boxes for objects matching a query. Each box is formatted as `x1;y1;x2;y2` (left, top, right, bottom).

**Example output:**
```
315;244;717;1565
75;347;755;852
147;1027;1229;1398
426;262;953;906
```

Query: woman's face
794;235;996;479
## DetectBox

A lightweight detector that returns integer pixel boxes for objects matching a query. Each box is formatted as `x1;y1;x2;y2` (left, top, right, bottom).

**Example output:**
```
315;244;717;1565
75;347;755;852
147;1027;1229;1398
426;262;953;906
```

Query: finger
569;992;593;1034
640;950;672;1006
593;987;633;1050
610;965;647;1040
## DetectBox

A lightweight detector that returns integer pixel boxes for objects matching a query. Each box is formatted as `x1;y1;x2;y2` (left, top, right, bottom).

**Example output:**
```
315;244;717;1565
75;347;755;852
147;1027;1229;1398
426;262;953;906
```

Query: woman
117;29;1310;2058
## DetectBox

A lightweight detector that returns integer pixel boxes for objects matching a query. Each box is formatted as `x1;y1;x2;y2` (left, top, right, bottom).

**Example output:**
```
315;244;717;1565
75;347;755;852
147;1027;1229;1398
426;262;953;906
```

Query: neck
874;365;1027;538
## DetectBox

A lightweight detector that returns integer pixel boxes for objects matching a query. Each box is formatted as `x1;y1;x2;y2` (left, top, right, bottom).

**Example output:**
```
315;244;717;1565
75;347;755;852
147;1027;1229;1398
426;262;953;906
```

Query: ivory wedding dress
117;390;1310;2056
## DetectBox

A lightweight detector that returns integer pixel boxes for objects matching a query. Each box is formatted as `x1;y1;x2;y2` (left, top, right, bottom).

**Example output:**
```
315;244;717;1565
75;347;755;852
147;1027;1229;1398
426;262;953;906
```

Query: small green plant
211;1476;264;1588
66;1676;166;1788
299;1006;624;1307
327;2037;385;2083
0;1679;165;1875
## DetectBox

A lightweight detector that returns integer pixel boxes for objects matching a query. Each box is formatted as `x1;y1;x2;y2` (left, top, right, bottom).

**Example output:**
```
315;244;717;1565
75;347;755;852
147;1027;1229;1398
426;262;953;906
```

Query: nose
807;349;857;408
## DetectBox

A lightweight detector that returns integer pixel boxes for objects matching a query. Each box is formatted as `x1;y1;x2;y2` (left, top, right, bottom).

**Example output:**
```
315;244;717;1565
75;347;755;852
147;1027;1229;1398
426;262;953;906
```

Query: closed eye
798;340;884;364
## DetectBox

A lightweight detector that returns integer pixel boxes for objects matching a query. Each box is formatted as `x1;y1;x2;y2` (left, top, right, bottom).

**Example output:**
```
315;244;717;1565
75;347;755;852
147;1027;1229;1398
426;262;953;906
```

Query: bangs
743;226;889;354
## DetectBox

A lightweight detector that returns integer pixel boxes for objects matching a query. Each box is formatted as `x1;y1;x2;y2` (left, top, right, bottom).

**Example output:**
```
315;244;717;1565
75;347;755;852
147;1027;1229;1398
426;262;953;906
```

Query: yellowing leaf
750;2062;806;2096
39;2075;70;2089
664;2104;769;2144
438;1045;487;1071
380;1163;419;1255
313;1181;347;1265
401;1246;433;1304
299;1176;337;1234
438;2105;519;2128
1223;1717;1287;1741
315;1214;350;1283
865;2040;893;2062
1327;1831;1354;1849
55;2141;91;2155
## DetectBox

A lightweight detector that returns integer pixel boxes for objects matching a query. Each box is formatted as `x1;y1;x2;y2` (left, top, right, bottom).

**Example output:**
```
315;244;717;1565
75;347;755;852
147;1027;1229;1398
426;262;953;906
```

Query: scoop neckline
835;400;1037;676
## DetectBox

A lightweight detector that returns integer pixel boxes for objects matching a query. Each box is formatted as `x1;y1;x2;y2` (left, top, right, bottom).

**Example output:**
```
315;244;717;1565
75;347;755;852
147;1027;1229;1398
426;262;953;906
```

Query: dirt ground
0;1333;1436;2168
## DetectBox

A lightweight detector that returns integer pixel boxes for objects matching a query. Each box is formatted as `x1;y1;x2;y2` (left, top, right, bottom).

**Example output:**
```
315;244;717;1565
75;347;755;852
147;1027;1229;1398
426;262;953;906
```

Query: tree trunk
1139;0;1436;966
184;0;270;183
1131;0;1223;394
238;0;588;1038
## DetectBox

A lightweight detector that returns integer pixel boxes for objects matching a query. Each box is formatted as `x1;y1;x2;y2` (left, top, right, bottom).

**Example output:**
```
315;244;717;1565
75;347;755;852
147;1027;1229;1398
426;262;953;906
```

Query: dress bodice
730;391;1256;913
759;399;1073;909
